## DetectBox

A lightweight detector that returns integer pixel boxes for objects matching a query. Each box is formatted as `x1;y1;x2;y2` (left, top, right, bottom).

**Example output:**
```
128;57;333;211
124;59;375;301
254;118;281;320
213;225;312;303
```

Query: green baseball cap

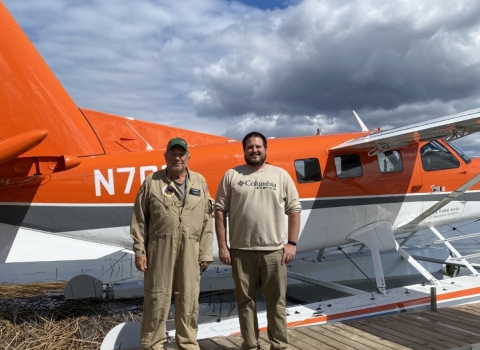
166;137;188;151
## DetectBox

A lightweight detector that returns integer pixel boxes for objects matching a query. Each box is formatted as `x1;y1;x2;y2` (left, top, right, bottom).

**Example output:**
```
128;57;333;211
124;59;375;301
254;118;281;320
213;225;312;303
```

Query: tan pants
141;233;201;350
231;249;288;350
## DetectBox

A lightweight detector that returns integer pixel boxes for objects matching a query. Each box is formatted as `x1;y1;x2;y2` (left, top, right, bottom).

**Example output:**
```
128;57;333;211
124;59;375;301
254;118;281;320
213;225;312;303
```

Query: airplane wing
331;108;480;155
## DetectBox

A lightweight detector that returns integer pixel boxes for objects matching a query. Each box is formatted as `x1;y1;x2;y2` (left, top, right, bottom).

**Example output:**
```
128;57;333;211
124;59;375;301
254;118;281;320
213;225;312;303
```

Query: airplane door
420;140;466;225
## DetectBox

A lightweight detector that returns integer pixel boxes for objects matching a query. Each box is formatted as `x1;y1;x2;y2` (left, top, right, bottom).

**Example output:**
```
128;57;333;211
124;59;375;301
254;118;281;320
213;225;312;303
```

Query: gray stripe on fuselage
0;205;134;232
1;192;479;232
300;192;480;209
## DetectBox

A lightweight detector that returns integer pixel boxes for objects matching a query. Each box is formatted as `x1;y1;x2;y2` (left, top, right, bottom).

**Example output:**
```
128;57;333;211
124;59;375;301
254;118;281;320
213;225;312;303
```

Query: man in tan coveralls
215;131;301;350
131;137;214;350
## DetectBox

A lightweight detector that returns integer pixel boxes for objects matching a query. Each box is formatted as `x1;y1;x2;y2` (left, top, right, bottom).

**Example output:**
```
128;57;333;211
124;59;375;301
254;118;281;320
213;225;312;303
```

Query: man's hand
199;261;211;272
135;256;148;272
282;244;296;265
219;246;232;265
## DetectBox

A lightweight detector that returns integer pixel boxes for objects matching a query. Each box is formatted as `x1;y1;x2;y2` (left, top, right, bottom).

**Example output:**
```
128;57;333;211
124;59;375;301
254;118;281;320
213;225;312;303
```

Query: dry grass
0;282;143;350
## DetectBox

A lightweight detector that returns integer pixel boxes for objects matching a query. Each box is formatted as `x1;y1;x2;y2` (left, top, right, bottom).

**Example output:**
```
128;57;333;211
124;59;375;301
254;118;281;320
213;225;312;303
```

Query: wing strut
397;173;480;232
430;226;479;276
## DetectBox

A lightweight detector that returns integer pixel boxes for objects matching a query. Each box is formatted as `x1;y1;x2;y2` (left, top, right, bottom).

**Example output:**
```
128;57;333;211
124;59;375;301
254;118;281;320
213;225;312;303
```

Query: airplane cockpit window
377;150;403;173
448;141;472;164
294;158;322;183
421;140;460;171
334;154;362;178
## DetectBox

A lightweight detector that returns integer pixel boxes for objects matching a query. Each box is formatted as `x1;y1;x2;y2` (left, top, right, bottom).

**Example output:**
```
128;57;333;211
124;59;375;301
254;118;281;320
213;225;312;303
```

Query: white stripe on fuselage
2;191;479;263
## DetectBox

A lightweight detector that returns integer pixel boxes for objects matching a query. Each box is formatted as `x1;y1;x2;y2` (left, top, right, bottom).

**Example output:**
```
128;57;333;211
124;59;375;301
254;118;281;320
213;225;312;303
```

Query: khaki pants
231;249;288;350
141;233;201;350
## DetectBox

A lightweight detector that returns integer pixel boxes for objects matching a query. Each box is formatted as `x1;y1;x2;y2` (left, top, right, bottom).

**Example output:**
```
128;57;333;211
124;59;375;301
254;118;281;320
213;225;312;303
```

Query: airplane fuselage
2;133;479;263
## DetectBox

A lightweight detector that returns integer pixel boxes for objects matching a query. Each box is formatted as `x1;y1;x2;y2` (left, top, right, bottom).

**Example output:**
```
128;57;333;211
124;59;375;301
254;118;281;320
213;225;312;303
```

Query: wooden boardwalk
163;302;480;350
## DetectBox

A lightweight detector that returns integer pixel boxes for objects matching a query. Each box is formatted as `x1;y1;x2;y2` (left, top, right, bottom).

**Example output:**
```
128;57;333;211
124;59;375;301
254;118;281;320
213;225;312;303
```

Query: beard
245;153;266;167
167;162;186;174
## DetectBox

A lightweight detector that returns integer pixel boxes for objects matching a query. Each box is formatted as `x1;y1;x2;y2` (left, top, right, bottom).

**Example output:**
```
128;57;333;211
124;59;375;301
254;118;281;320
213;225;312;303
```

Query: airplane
1;2;480;296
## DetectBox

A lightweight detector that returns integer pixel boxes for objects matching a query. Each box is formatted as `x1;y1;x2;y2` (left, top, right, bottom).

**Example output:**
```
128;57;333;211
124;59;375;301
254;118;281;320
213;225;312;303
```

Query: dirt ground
0;282;143;350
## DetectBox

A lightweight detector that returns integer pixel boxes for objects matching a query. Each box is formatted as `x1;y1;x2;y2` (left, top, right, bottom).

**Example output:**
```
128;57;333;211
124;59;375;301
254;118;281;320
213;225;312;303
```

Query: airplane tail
79;108;230;154
0;3;105;158
0;3;229;181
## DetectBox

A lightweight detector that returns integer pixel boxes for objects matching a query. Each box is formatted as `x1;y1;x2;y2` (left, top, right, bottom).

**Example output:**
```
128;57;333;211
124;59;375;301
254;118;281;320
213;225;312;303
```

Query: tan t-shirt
215;164;301;250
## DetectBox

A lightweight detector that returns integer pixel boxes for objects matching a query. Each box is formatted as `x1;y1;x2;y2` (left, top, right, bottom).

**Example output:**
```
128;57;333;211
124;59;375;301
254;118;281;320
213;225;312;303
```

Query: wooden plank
209;337;241;349
439;306;480;319
260;329;323;350
347;319;442;350
228;333;271;349
295;326;360;349
325;323;409;350
258;332;305;350
163;340;217;350
305;324;377;350
455;304;480;315
163;338;234;350
332;323;412;350
288;329;338;350
455;304;480;319
401;314;480;345
414;310;480;334
356;316;453;349
198;338;229;350
221;335;244;348
438;307;480;327
255;334;271;349
386;315;465;348
454;303;480;310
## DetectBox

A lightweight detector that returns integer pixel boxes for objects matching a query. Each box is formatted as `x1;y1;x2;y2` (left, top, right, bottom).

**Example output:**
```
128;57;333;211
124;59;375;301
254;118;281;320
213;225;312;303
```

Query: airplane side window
334;154;362;178
294;158;322;183
377;150;403;173
421;140;460;171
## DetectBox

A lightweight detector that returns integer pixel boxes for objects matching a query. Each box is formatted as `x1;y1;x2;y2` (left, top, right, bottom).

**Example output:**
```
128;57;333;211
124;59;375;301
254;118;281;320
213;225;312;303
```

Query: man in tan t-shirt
215;131;301;350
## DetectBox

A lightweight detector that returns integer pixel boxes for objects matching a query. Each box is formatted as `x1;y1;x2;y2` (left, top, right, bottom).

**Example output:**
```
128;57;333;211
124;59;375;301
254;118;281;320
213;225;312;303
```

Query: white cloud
223;113;352;140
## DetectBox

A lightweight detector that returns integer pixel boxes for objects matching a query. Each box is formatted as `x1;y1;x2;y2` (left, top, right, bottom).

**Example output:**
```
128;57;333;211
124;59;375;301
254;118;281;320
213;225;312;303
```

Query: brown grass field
0;282;143;350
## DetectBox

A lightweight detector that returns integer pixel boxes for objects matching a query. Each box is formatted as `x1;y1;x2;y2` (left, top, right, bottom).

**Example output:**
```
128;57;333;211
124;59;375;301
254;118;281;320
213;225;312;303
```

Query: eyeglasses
167;151;187;159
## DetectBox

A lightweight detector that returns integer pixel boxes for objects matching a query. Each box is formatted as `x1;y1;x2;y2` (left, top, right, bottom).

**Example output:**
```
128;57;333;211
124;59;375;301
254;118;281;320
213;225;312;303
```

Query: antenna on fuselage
353;110;368;132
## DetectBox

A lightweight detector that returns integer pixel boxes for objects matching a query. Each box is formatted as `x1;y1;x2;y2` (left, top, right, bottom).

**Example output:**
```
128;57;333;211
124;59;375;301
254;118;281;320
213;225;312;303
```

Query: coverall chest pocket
184;195;204;239
150;192;177;237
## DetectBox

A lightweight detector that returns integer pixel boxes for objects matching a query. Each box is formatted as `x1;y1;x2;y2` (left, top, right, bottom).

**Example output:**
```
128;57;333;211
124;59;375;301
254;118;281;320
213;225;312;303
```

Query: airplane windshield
420;141;460;171
448;141;472;164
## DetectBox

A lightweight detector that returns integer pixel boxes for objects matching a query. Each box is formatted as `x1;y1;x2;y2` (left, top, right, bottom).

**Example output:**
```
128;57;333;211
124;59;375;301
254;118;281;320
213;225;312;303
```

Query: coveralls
131;168;213;350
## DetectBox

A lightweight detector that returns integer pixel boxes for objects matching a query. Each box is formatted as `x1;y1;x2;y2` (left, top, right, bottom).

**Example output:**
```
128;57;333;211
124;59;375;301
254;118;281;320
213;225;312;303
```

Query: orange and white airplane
1;3;480;293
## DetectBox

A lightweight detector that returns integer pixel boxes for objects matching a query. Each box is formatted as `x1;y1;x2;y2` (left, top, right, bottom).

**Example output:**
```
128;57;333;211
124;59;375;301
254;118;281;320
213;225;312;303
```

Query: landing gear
446;264;460;277
348;221;438;295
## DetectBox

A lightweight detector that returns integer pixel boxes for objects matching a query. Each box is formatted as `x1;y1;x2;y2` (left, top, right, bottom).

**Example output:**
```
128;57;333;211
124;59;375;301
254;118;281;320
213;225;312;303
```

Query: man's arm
131;182;149;272
215;210;231;265
282;212;300;264
199;192;214;269
199;216;213;271
135;256;148;272
287;211;301;243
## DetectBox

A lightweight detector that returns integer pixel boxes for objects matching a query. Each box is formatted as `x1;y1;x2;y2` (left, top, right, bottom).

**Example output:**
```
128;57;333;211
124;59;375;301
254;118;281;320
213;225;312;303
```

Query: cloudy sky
4;0;480;154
